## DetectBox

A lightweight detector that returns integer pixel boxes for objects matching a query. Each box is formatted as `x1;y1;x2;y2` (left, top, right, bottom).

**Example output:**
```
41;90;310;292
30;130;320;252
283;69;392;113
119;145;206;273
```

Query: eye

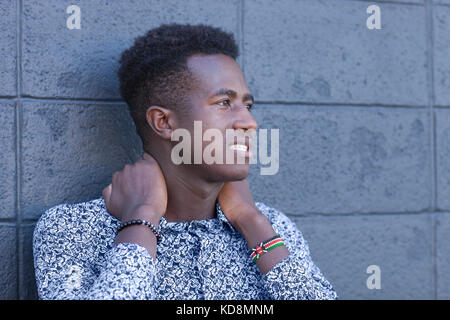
217;99;231;107
245;103;253;110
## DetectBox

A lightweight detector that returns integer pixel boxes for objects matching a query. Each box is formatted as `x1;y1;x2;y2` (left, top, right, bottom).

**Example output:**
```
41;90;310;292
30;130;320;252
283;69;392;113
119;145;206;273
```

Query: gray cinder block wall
1;0;449;299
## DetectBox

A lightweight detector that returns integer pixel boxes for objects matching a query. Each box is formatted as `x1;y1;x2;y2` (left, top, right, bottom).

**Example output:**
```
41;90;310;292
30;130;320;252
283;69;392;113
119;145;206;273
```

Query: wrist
235;209;271;238
115;223;158;258
125;205;162;227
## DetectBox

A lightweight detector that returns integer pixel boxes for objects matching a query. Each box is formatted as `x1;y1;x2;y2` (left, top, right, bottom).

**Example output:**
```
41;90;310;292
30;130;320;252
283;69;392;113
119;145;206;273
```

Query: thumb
142;152;152;160
102;184;112;209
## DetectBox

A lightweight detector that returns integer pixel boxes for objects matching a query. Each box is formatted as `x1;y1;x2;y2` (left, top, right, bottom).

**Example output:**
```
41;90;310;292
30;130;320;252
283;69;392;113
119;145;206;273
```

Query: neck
151;146;224;223
165;170;223;222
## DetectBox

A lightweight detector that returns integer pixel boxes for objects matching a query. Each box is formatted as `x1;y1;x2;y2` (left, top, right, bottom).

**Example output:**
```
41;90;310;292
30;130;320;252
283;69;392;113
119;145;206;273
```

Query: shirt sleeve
257;204;338;300
33;205;157;300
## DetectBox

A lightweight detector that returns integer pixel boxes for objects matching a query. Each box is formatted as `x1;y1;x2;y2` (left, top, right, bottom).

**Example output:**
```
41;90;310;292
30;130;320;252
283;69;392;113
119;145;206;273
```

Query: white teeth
230;144;247;152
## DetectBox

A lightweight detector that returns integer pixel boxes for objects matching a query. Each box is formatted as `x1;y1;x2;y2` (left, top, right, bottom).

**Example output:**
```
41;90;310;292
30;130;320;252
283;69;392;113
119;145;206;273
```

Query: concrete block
376;0;423;2
248;105;432;215
434;1;450;6
434;5;450;106
244;0;427;106
294;213;434;299
22;0;239;99
19;225;38;300
0;102;16;219
436;109;450;210
373;0;423;3
0;225;17;299
0;0;17;96
21;101;143;220
436;212;450;299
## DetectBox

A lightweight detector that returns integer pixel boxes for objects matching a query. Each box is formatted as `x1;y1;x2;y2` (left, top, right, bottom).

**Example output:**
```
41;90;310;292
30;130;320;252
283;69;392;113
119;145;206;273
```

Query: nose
233;105;258;132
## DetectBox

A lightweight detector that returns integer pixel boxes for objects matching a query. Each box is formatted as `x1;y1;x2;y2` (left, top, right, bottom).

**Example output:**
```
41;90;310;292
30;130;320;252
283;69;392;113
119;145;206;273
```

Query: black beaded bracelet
117;219;161;243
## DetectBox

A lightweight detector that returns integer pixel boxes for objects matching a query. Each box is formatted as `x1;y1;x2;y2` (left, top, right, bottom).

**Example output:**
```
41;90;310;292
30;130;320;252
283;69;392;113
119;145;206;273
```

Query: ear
145;106;176;140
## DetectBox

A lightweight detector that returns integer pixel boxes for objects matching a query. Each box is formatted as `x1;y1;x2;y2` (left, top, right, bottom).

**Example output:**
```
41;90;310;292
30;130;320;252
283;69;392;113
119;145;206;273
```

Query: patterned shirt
33;197;337;300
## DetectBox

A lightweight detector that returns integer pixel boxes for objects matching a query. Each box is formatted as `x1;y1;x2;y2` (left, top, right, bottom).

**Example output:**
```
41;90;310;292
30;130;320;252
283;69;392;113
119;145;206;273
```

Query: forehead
186;54;249;96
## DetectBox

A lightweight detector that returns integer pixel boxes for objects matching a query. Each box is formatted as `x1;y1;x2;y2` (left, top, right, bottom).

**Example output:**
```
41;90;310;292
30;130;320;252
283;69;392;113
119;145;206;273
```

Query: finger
102;184;112;207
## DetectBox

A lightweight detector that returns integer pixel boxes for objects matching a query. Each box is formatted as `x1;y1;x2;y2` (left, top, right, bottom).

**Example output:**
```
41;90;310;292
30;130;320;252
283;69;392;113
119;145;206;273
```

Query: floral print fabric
33;197;337;300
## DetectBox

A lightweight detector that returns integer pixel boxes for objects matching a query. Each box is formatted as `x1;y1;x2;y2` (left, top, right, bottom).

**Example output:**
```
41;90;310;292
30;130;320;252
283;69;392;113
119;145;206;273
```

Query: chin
206;164;250;182
225;165;250;181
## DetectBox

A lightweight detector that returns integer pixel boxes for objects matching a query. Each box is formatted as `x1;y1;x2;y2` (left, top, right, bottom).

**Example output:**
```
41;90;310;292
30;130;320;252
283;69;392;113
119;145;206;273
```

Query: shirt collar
156;200;236;234
98;196;236;234
215;200;236;232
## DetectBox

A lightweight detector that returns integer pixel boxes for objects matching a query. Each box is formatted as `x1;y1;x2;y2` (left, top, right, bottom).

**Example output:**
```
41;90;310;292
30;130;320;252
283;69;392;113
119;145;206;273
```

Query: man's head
118;23;257;182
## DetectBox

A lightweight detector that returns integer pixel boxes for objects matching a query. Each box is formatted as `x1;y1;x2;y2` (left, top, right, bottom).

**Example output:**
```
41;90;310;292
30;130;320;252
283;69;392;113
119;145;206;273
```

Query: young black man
33;23;337;300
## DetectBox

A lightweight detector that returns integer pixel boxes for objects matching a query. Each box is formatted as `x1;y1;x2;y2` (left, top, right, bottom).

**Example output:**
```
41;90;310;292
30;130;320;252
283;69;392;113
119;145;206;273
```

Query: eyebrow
210;88;254;103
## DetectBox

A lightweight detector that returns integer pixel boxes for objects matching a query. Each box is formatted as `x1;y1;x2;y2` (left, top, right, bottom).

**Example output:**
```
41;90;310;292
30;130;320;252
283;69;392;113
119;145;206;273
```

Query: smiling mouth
229;143;249;152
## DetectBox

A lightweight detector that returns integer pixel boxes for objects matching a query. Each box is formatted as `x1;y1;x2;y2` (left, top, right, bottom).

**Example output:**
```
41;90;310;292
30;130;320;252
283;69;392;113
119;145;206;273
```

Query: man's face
173;53;258;182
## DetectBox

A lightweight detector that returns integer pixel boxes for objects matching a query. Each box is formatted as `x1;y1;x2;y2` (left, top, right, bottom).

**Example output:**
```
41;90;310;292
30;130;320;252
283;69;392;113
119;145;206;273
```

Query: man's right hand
102;152;168;226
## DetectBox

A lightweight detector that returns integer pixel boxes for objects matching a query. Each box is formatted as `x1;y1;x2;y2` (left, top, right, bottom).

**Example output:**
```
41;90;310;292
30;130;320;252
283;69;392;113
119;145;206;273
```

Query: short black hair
118;23;239;149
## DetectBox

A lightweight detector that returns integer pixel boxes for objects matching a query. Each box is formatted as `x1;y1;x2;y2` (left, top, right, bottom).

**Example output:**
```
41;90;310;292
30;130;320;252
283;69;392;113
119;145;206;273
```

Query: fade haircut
118;23;239;148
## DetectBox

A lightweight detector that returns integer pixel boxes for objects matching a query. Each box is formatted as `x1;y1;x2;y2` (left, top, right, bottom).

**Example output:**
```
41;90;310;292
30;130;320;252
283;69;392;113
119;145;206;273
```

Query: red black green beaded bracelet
250;235;285;262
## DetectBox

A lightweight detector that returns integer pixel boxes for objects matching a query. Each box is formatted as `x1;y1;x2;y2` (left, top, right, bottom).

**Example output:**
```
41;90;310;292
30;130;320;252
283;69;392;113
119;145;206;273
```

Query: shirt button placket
187;222;206;298
198;235;213;299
